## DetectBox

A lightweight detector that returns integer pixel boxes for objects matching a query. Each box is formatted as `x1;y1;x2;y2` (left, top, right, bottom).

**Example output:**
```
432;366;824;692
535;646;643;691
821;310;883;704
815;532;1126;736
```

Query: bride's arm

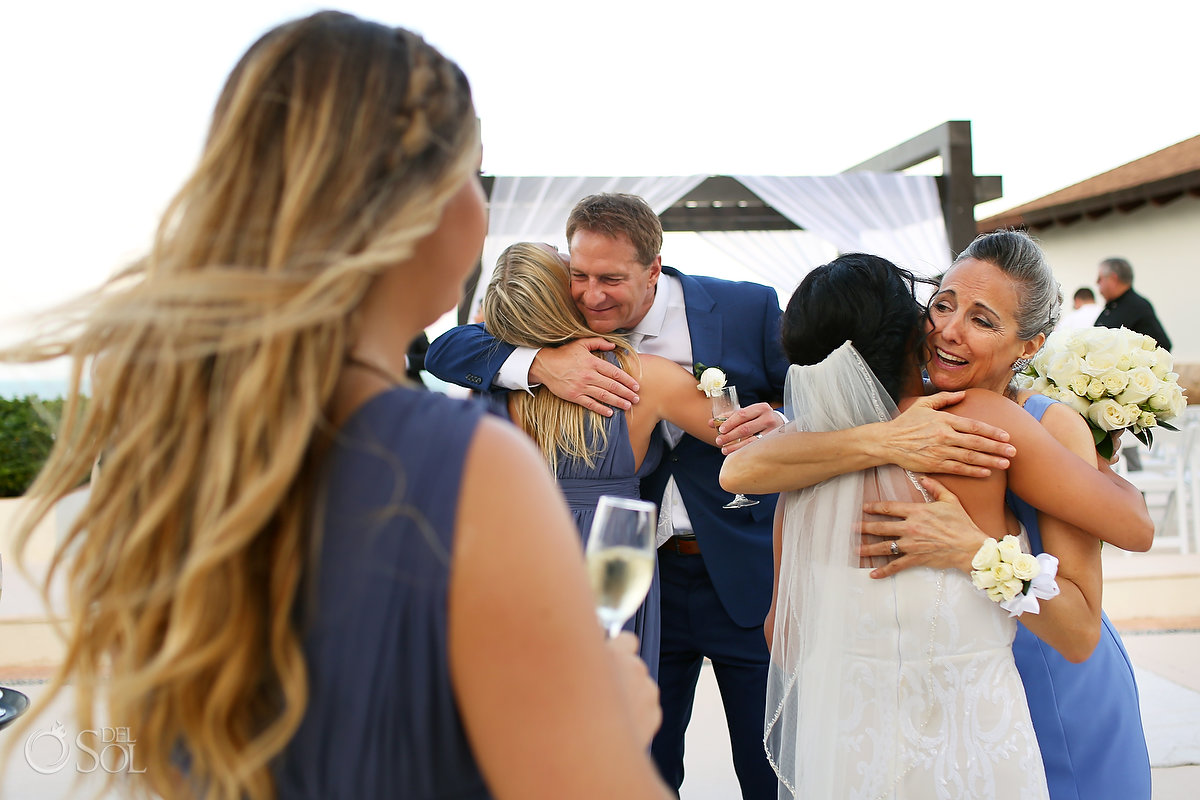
719;392;1015;494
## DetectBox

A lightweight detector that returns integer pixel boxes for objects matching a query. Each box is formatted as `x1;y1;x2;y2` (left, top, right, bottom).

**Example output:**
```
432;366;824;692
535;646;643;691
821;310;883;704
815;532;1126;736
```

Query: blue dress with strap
1007;393;1151;800
485;391;664;678
275;387;492;799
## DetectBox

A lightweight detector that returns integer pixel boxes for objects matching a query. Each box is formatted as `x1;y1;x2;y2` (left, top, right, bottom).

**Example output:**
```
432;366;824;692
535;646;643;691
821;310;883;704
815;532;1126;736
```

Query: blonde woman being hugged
482;242;729;676
4;12;671;800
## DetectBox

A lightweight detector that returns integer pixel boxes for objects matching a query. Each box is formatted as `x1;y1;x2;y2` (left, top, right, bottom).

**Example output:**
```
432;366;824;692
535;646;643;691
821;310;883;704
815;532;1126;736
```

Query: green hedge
0;396;66;497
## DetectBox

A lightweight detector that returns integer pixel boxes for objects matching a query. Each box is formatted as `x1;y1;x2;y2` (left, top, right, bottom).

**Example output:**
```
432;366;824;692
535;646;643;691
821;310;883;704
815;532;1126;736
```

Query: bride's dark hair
780;253;935;402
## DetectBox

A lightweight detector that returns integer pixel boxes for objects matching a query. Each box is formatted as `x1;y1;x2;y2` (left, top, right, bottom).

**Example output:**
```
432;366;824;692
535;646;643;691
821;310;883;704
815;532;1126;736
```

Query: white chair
1118;422;1196;553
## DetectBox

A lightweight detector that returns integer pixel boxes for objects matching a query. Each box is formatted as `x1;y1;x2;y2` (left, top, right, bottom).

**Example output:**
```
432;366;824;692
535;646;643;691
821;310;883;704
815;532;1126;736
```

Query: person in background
3;12;670;800
1095;256;1172;350
1055;286;1101;331
405;331;431;387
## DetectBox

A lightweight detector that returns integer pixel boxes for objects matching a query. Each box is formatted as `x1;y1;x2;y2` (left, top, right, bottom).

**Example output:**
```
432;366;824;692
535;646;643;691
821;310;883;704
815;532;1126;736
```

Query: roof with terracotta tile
979;135;1200;232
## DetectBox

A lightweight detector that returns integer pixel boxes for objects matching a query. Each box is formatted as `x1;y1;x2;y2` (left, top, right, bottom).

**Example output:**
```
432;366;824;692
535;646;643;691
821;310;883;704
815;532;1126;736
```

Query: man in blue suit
426;193;788;798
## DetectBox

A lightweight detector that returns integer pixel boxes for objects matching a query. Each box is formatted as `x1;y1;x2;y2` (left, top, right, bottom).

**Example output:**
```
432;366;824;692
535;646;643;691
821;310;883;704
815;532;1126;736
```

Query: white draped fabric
470;175;706;317
467;173;952;320
735;173;951;278
694;230;838;302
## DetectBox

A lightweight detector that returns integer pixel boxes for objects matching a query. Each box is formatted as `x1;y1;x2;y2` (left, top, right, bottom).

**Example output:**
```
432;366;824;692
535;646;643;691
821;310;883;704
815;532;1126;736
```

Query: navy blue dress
486;392;665;678
275;387;492;799
1008;393;1151;800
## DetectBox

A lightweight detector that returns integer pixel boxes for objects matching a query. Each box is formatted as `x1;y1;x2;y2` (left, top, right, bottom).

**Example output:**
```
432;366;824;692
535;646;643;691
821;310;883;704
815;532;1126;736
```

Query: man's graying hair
1100;257;1135;285
953;230;1062;340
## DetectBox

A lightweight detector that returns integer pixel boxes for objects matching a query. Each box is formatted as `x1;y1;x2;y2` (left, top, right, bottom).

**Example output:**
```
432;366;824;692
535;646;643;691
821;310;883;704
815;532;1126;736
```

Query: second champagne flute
585;496;657;639
710;386;760;508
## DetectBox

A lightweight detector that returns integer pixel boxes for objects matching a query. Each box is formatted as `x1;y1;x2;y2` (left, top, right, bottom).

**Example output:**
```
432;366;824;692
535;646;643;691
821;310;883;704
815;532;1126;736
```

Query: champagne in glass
710;386;760;508
585;496;657;638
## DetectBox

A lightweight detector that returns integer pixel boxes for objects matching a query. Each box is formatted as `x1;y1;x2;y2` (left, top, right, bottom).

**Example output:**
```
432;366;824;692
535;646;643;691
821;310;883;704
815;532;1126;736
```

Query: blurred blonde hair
2;11;478;800
482;242;638;470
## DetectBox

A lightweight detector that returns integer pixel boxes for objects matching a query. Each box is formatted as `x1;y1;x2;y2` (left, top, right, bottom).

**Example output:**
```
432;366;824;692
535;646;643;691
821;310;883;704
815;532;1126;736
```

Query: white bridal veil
765;341;934;798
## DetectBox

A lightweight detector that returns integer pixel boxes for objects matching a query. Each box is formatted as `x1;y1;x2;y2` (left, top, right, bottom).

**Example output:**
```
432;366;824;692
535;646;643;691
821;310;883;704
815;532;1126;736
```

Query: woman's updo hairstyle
781;253;934;402
952;230;1062;340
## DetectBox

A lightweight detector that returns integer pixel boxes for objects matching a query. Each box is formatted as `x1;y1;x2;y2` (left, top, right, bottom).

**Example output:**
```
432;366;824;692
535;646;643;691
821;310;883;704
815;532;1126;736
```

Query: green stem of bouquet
1090;425;1116;461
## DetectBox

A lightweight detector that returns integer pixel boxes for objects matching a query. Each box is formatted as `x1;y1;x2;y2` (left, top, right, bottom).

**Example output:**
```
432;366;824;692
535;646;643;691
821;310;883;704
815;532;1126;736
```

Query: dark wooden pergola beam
844;120;1000;255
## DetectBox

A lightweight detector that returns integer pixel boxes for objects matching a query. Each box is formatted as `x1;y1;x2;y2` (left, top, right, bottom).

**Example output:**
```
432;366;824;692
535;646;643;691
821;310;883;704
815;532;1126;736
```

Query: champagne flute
585;496;657;638
710;386;760;509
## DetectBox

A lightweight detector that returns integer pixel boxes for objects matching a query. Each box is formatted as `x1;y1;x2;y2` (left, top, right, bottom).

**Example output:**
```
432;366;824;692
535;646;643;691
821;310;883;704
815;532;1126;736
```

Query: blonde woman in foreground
4;11;669;800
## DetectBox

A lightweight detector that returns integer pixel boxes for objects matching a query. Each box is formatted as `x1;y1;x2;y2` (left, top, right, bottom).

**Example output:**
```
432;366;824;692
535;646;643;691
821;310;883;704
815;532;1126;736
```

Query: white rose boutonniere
696;365;728;398
1018;327;1186;458
969;534;1060;618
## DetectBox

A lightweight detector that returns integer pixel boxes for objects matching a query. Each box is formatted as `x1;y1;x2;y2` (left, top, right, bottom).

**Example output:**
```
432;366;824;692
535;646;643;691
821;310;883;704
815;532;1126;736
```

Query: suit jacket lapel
666;267;722;371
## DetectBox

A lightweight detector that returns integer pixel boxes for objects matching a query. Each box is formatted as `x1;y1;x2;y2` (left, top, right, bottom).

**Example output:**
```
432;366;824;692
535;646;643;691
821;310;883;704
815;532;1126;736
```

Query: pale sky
2;0;1198;381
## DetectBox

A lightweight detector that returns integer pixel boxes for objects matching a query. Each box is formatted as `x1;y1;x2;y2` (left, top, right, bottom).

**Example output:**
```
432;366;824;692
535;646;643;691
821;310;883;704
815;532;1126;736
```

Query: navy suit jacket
426;267;789;627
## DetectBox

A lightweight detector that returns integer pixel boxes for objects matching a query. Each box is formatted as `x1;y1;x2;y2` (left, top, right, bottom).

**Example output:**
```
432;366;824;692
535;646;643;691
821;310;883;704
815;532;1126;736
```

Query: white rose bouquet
1015;326;1187;459
970;534;1060;617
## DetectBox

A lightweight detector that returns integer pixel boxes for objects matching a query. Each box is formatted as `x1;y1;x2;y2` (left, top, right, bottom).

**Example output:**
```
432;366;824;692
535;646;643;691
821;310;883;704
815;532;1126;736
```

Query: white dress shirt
1056;302;1102;332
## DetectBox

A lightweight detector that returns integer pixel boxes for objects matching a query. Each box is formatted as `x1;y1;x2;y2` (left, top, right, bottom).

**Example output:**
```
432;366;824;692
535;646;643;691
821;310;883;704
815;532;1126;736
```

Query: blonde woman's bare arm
450;417;670;800
634;355;721;446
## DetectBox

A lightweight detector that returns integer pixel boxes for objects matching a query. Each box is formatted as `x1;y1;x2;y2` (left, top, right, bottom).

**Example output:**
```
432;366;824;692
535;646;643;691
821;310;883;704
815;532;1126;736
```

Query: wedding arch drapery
734;173;950;278
468;173;952;320
693;230;839;303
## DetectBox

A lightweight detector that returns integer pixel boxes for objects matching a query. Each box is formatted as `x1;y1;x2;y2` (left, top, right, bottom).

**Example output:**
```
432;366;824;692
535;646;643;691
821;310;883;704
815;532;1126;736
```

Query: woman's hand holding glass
606;630;662;748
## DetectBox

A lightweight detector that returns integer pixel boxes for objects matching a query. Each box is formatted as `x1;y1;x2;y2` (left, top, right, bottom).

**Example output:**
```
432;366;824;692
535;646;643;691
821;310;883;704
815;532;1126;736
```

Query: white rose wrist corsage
970;534;1060;617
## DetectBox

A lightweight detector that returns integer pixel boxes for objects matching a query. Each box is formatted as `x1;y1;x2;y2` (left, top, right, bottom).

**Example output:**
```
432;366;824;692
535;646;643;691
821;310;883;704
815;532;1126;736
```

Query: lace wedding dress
764;343;1048;800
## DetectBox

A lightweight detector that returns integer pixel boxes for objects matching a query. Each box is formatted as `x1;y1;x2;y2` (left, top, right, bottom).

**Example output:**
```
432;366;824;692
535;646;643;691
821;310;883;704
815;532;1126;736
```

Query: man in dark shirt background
1095;256;1173;351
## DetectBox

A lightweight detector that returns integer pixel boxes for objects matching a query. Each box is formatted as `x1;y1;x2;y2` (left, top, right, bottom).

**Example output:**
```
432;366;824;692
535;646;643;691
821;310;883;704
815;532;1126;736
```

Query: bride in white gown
769;340;1046;799
754;254;1151;799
